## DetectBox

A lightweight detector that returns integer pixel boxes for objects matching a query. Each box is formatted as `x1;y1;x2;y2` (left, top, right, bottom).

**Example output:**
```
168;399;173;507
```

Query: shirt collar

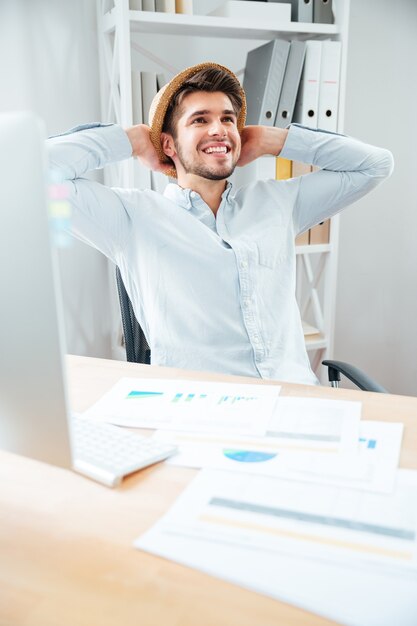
163;181;233;211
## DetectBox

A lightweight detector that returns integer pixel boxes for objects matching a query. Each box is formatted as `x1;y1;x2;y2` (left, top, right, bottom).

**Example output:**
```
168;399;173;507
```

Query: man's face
163;91;241;182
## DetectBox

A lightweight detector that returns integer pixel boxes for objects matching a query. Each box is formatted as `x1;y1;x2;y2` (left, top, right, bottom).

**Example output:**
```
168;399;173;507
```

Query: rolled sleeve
46;124;135;260
280;124;394;234
47;123;133;181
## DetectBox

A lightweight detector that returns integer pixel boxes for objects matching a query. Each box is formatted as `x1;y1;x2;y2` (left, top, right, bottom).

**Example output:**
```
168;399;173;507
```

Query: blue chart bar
127;391;164;399
359;437;378;449
171;393;208;404
217;395;257;406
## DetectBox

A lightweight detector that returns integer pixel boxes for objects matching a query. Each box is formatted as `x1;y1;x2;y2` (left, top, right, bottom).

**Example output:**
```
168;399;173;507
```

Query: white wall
0;0;113;358
334;0;417;395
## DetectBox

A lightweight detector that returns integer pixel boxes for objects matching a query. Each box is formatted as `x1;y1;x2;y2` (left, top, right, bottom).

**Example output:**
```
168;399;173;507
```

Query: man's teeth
203;146;228;154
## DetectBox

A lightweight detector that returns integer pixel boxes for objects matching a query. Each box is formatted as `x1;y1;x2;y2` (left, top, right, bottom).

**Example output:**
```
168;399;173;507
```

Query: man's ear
160;132;176;158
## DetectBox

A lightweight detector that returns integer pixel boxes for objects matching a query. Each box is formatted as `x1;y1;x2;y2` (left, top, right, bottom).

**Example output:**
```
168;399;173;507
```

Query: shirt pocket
255;228;285;269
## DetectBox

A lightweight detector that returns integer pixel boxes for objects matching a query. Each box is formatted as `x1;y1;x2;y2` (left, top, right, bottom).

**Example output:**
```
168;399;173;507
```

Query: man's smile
200;142;232;157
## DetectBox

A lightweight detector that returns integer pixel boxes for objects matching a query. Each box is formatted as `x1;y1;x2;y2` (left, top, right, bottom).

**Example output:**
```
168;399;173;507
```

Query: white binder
317;40;342;132
293;40;322;128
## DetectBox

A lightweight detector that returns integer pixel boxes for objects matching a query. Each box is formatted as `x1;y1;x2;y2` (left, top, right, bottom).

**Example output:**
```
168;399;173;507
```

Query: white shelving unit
96;0;350;379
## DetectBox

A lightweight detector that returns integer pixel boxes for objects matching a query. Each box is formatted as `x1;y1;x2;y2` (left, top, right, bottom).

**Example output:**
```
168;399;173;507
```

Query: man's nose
208;120;226;136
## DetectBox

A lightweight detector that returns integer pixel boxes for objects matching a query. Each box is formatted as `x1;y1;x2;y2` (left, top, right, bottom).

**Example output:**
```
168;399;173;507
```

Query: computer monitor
0;111;72;468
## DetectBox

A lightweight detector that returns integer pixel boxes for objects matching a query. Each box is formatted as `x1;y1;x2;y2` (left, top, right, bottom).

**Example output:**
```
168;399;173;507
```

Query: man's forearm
47;124;132;181
281;124;394;177
237;125;289;167
125;124;148;157
260;126;289;157
125;124;174;174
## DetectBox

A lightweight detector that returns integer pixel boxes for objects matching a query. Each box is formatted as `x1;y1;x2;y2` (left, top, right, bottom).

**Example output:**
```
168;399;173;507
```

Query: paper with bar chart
267;396;362;453
84;377;281;436
152;395;361;455
136;468;417;626
152;419;402;493
151;396;402;492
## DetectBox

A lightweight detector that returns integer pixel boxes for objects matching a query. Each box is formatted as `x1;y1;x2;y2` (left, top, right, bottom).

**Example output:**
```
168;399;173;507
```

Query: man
48;62;394;385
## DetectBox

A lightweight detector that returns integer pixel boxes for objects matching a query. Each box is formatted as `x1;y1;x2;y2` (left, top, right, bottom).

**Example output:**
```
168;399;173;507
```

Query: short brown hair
162;67;243;138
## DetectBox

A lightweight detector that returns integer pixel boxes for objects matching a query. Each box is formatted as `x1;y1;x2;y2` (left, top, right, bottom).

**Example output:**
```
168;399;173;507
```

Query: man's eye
192;117;206;124
223;117;235;123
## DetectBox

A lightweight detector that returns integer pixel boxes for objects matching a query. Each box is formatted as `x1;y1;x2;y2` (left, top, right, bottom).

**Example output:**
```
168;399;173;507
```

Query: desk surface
1;355;416;626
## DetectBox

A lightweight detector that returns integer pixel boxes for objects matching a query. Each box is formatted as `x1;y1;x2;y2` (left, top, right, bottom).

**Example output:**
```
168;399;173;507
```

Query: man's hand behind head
237;125;289;167
125;124;173;175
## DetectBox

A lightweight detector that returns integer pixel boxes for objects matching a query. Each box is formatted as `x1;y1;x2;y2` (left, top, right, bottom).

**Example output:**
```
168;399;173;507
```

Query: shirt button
240;260;248;269
243;298;251;308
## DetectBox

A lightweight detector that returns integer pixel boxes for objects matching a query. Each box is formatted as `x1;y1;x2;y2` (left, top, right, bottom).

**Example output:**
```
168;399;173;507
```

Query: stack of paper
136;468;417;626
153;397;402;493
83;376;413;623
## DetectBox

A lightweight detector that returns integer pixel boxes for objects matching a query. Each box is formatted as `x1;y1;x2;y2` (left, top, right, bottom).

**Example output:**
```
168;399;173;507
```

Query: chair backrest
115;267;151;364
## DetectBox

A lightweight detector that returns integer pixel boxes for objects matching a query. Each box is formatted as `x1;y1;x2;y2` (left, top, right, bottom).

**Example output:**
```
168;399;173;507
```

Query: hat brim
148;62;247;178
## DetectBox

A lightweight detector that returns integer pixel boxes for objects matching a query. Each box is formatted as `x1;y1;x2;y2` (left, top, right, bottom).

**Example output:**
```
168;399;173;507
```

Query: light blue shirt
48;123;393;384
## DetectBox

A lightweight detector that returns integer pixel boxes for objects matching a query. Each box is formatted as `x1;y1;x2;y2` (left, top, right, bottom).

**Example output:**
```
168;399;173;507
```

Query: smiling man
48;62;393;385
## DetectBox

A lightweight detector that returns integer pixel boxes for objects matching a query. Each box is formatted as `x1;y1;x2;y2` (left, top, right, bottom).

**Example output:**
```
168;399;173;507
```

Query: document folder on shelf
317;40;341;132
131;70;143;125
141;71;158;124
274;40;306;128
293;40;322;128
267;0;313;23
313;0;334;24
243;39;290;126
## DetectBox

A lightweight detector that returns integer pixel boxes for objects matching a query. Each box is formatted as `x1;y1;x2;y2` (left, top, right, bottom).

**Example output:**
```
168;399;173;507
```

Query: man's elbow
377;148;395;179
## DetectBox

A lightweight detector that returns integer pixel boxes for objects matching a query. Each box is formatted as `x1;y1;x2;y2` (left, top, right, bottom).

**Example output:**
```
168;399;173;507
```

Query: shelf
295;243;331;255
103;9;339;39
97;1;349;374
303;320;326;351
305;335;327;351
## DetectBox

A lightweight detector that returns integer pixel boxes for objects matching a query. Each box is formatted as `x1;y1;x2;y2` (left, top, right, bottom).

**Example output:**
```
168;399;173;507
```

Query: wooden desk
1;355;416;626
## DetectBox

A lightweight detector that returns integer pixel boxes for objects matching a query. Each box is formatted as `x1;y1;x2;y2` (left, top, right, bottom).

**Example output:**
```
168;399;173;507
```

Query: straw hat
148;62;247;178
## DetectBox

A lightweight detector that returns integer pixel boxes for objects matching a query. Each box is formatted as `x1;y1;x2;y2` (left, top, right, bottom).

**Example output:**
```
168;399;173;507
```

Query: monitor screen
0;111;72;468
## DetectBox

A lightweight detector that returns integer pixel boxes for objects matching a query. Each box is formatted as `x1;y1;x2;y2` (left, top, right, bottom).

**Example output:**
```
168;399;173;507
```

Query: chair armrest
322;360;388;393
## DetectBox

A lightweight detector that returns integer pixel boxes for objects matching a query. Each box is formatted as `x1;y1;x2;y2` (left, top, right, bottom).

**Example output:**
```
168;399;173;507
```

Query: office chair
322;360;388;393
115;267;387;391
115;267;151;364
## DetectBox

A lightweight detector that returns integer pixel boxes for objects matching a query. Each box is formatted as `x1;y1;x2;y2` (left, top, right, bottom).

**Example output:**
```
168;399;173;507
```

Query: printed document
267;396;362;453
136;468;417;626
153;419;402;493
153;396;401;492
84;377;281;436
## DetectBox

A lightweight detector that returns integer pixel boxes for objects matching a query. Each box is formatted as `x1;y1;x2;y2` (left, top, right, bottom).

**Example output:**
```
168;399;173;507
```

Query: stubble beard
175;141;237;181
